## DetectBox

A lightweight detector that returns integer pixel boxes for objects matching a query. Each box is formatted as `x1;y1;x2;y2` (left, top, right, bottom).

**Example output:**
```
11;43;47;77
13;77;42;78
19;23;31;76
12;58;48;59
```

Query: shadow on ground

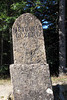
53;84;67;100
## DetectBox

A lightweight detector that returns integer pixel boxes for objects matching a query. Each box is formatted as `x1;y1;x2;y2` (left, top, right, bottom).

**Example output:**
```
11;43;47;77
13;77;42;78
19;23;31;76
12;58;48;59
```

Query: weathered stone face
10;64;54;100
12;13;46;64
10;13;54;100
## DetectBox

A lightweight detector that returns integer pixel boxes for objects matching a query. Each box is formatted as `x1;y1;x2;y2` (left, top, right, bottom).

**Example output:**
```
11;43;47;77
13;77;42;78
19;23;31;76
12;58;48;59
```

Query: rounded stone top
12;13;43;40
12;13;46;64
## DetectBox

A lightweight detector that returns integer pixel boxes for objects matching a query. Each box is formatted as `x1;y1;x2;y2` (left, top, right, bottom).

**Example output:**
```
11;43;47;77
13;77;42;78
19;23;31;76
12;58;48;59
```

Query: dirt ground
0;75;67;100
0;79;12;100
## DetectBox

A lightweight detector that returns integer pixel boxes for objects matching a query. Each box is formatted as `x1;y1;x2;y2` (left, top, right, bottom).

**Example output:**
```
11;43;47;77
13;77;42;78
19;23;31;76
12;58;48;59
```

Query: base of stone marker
10;64;54;100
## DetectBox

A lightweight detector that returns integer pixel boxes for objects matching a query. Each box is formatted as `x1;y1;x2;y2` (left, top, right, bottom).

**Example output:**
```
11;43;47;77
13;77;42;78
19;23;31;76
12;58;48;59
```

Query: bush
0;65;10;78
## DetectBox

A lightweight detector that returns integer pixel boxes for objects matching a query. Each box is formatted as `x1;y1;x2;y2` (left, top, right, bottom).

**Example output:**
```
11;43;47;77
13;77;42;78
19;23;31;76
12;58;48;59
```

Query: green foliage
0;0;59;76
0;0;58;32
0;65;9;78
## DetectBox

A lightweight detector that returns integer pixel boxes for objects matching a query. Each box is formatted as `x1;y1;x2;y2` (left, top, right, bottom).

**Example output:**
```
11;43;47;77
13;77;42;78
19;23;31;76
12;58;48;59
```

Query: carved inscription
13;25;42;39
12;13;46;64
10;13;54;100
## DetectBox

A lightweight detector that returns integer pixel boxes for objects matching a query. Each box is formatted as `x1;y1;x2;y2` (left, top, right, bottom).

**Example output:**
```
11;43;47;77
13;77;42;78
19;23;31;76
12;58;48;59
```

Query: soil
0;79;12;100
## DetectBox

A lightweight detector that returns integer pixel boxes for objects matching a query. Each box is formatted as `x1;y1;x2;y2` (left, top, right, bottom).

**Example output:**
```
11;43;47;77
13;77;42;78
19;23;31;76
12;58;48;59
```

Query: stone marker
12;13;46;64
10;13;54;100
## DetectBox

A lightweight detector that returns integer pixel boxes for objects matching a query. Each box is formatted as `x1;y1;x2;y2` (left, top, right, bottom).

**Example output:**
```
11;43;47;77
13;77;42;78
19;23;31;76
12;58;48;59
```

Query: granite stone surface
12;13;46;64
10;13;54;100
10;64;54;100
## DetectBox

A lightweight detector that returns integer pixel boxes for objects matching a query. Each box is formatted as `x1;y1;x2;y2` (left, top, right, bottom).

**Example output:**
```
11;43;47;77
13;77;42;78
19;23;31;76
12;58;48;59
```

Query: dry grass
51;75;67;85
0;75;67;100
0;78;11;85
0;75;67;85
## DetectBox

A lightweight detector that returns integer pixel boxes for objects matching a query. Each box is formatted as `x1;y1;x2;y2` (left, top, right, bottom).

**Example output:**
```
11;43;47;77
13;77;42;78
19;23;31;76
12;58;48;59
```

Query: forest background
0;0;66;78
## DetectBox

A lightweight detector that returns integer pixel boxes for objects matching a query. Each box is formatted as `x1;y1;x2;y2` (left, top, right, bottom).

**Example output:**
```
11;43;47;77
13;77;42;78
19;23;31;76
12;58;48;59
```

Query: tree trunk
7;1;14;64
0;32;3;65
59;0;66;75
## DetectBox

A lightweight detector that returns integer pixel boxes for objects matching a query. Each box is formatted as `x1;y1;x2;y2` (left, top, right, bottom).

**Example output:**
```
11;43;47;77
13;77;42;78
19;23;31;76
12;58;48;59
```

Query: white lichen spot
46;88;53;95
16;90;21;94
